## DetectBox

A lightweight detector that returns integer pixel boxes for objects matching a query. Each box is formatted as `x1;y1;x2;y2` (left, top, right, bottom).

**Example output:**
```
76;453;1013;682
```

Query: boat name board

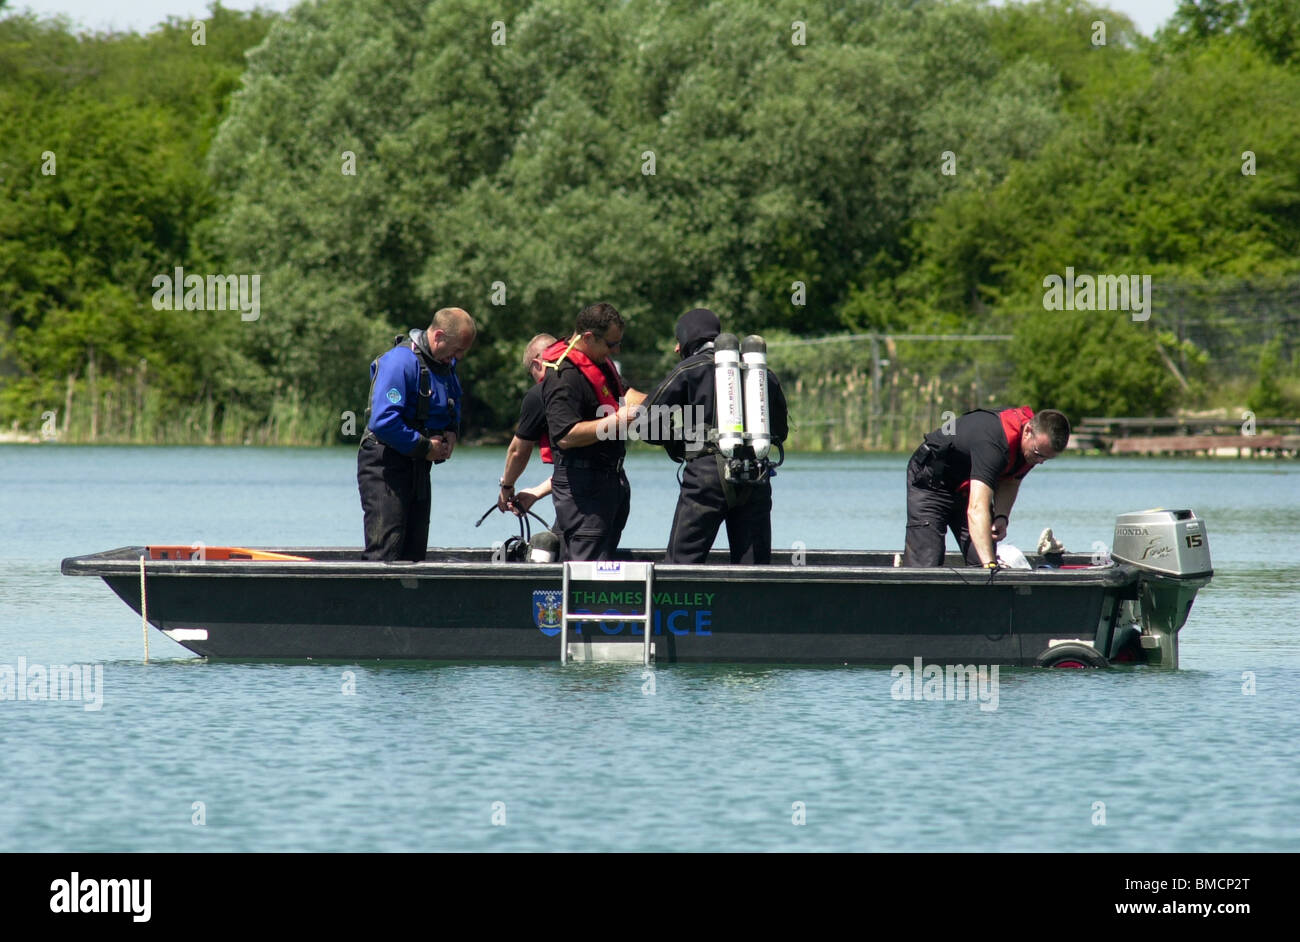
568;590;715;607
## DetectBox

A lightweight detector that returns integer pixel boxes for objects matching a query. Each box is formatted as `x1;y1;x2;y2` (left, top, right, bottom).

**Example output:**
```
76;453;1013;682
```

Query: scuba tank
709;332;783;486
713;333;744;457
741;335;770;460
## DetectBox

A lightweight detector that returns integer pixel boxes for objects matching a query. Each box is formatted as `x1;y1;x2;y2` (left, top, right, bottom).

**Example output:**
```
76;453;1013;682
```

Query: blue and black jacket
364;329;463;458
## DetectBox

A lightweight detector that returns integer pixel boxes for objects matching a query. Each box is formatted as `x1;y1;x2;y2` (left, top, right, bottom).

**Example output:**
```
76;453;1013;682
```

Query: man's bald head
522;332;557;383
523;333;556;368
427;307;476;362
433;307;475;342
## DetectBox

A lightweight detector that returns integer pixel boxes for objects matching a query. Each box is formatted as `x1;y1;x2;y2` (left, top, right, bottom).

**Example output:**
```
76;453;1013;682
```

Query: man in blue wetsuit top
358;307;476;561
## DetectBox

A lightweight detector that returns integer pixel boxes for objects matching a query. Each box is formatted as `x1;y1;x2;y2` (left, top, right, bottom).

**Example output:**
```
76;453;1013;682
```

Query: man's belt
360;428;451;452
559;455;625;473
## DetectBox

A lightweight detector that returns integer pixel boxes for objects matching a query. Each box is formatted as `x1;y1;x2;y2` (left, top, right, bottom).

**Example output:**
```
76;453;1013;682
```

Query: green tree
208;0;1069;434
1163;0;1300;65
1246;339;1293;417
1011;312;1185;419
0;6;276;439
852;32;1300;416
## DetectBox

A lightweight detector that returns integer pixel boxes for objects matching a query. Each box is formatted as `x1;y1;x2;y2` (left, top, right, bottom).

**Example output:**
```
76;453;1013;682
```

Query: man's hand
427;435;453;462
616;402;643;434
991;516;1008;542
496;482;515;512
510;488;542;516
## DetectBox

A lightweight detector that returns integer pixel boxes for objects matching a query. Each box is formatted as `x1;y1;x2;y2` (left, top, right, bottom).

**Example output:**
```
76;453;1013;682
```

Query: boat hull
64;547;1154;666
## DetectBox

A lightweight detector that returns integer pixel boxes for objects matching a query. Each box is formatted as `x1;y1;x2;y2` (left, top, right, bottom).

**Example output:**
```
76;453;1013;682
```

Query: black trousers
901;445;981;568
551;464;630;561
666;456;772;564
357;437;432;562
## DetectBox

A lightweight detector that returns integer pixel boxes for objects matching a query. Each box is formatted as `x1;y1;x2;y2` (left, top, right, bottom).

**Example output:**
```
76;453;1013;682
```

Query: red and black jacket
538;336;625;461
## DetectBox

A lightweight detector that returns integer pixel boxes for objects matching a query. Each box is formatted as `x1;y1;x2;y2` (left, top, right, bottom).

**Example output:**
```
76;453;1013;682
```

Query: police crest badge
533;590;562;637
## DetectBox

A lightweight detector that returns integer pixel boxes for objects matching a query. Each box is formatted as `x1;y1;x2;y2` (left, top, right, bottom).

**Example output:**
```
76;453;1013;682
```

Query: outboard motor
713;333;744;457
1110;509;1213;668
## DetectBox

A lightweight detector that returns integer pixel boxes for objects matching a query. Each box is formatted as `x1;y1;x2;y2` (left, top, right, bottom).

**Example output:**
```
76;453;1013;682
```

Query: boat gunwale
61;546;1156;587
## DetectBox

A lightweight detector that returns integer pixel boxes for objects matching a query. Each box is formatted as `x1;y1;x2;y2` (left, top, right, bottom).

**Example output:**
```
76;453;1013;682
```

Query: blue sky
10;0;1184;38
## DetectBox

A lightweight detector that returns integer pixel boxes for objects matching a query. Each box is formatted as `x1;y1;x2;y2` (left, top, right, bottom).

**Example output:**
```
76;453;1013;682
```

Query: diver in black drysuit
642;308;789;564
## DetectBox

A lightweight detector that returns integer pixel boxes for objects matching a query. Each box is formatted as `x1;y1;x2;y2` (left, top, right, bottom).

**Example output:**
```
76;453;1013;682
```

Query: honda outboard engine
1111;509;1213;667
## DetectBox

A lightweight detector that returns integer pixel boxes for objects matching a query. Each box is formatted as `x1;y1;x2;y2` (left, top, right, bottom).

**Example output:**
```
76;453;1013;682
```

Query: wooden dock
1072;417;1300;457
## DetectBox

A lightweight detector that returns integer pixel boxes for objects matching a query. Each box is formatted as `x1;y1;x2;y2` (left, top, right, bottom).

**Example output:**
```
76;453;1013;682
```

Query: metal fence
767;333;1016;451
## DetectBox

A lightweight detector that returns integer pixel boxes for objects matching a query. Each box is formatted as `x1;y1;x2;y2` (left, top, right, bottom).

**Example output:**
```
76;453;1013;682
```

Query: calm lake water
1;444;1297;851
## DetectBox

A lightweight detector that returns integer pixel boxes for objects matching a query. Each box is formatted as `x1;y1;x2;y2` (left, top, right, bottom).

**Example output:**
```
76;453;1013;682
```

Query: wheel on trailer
1035;642;1109;669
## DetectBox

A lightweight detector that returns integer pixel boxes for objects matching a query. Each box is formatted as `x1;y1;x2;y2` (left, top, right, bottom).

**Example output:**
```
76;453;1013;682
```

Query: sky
10;0;1185;38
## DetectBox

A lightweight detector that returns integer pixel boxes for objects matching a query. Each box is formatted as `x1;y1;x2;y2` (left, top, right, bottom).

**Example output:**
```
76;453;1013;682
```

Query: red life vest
999;406;1035;479
537;336;624;461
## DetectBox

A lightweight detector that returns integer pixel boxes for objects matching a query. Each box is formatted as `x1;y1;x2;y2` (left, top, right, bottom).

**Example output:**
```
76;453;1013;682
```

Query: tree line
2;0;1298;446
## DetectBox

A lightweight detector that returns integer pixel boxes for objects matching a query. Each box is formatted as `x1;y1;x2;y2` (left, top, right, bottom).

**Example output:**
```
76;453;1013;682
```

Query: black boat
61;509;1212;668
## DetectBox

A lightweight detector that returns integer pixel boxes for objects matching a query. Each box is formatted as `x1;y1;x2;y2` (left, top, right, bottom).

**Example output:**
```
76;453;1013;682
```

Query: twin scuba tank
712;333;775;484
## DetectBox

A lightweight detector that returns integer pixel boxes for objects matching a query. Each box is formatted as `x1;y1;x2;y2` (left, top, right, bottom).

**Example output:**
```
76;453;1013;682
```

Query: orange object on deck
147;546;312;562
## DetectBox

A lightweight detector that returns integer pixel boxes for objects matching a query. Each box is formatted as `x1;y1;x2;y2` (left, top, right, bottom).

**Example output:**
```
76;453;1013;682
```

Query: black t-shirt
514;383;547;442
644;350;789;461
923;409;1029;491
543;360;626;463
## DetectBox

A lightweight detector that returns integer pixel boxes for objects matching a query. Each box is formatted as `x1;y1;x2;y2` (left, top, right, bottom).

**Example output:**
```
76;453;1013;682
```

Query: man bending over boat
497;333;557;518
902;407;1070;568
641;308;789;563
357;307;476;561
541;303;646;560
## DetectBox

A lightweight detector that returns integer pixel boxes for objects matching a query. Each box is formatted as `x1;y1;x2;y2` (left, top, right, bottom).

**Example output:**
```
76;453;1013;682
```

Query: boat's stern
1110;509;1213;668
